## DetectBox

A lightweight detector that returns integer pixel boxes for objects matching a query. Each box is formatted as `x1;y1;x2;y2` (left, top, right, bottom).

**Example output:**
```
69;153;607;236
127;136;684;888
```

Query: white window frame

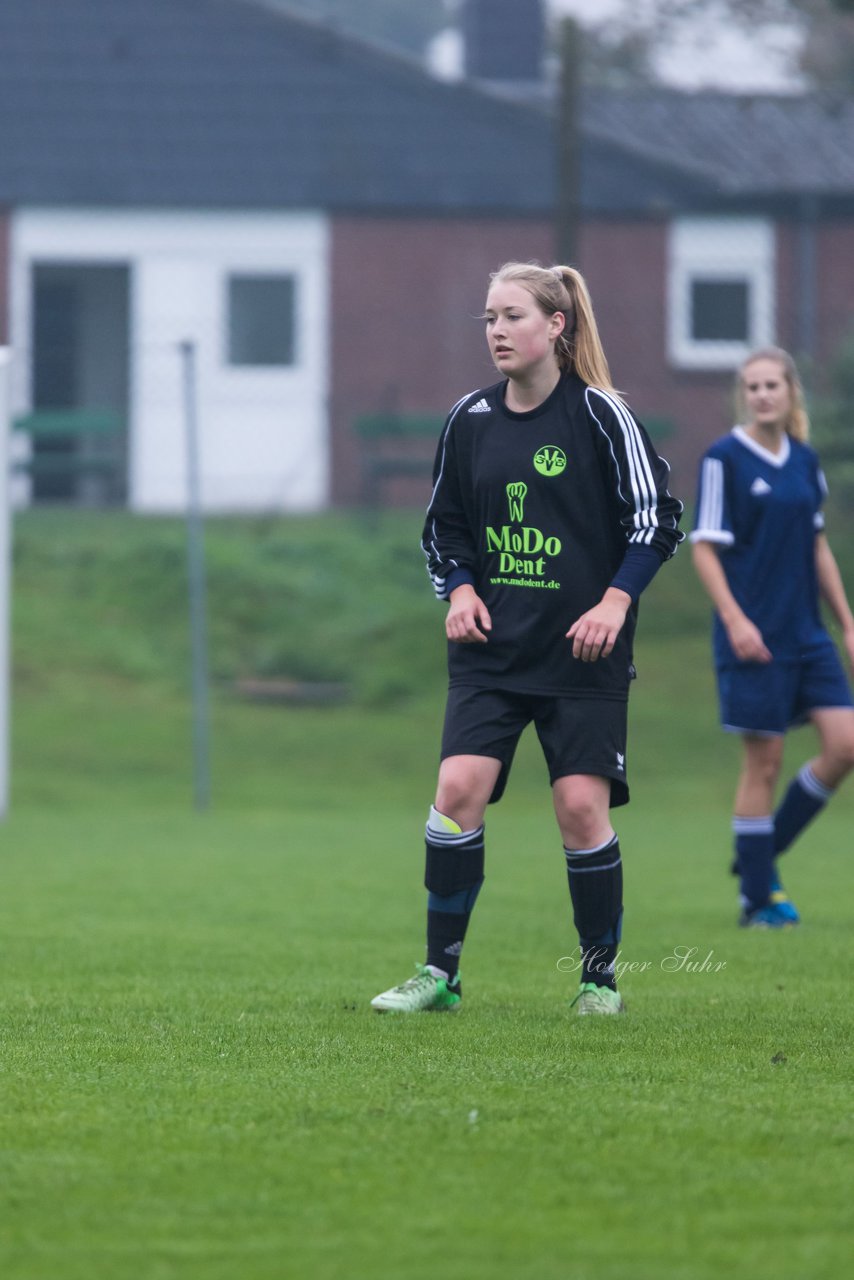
668;218;775;370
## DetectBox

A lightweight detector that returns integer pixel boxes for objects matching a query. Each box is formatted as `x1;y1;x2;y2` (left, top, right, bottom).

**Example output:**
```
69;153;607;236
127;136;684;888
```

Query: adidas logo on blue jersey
468;398;491;414
750;477;772;495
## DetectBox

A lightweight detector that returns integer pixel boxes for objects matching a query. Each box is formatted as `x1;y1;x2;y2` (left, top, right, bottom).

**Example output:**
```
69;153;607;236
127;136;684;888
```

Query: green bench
12;409;126;502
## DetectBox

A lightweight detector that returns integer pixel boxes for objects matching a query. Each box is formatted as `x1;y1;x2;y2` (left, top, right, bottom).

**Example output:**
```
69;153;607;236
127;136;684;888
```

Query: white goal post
0;346;10;817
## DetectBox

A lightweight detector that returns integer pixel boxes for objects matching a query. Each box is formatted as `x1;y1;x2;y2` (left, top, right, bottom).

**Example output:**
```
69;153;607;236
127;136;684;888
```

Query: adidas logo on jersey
750;477;772;495
468;398;491;414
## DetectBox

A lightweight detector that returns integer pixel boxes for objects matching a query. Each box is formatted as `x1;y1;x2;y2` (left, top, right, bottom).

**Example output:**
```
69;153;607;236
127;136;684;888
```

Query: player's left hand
566;589;631;662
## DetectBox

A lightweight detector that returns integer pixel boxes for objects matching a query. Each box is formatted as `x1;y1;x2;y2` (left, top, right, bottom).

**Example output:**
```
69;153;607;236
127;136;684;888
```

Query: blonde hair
737;346;810;442
487;261;621;396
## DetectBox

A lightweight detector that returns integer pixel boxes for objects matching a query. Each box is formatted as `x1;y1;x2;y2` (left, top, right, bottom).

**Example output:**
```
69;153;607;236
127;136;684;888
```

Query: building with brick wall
1;0;852;509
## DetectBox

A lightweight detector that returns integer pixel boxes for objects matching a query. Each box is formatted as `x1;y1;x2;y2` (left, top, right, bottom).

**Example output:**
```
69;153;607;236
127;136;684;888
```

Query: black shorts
441;685;629;808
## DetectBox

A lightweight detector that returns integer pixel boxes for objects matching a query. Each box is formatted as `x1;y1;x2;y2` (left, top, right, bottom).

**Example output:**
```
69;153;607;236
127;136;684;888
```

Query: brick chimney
462;0;545;85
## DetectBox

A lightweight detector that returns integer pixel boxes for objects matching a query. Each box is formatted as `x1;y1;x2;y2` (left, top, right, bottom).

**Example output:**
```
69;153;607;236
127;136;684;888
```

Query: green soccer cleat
570;982;625;1016
370;965;462;1013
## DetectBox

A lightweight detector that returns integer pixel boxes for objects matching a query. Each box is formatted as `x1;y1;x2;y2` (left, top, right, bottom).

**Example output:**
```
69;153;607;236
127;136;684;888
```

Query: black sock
424;817;484;982
565;835;623;991
426;907;470;982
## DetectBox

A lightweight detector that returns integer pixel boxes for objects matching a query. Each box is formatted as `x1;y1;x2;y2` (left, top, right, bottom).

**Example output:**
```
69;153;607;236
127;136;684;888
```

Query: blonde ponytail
550;266;620;395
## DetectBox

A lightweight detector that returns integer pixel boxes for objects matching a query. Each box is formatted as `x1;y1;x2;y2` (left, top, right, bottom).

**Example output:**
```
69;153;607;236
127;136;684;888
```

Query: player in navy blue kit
371;262;683;1015
692;347;854;927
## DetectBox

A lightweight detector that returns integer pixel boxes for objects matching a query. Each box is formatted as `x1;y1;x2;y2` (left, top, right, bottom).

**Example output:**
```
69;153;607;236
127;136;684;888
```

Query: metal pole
556;16;582;266
0;347;10;818
796;194;819;372
179;339;211;811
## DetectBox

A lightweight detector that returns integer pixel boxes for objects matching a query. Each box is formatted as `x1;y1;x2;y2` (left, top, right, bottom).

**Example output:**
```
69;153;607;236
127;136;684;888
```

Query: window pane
228;275;296;366
691;279;749;342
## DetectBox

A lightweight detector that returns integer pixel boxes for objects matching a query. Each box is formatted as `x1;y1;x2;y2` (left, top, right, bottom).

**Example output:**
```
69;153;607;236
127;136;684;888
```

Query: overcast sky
546;0;806;92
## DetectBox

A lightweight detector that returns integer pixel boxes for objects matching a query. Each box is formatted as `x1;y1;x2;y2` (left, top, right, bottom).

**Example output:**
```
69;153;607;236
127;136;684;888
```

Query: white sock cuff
799;764;834;802
733;815;774;836
563;831;618;858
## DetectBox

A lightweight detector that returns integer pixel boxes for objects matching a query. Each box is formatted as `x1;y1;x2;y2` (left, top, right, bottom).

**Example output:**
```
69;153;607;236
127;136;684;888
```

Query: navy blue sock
565;835;623;991
734;817;774;910
426;898;478;982
774;764;833;855
424;808;484;982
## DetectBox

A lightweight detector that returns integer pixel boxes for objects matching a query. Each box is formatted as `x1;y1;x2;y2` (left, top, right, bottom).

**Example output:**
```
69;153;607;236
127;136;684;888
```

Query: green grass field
2;511;853;1279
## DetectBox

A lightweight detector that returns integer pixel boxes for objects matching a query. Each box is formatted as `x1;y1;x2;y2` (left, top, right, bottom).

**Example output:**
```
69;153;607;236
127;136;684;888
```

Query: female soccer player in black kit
371;262;684;1016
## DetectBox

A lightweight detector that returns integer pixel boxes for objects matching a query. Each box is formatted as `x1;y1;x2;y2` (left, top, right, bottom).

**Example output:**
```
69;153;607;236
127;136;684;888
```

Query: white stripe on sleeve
586;389;658;535
697;456;725;536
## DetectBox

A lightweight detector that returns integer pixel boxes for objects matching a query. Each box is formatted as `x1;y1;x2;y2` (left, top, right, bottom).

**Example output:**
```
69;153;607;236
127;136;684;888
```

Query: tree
690;1;854;90
796;0;854;87
561;1;854;91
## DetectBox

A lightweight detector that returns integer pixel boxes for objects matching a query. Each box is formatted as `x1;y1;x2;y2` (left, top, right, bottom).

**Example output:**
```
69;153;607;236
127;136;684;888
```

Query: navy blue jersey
421;371;683;698
691;427;828;666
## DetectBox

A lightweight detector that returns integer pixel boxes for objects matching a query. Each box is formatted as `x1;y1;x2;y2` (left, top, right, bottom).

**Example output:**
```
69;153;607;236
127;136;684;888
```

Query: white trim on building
10;208;330;512
668;217;775;371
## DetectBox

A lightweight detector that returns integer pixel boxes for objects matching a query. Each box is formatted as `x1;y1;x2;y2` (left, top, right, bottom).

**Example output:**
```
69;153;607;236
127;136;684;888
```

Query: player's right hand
727;615;772;663
446;585;492;644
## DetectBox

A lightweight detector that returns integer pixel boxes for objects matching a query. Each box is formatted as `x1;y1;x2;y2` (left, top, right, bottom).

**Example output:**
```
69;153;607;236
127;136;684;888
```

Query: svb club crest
533;445;567;477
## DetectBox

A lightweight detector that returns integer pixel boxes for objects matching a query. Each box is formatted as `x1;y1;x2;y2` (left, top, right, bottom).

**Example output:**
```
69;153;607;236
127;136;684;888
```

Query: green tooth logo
506;481;527;523
533;445;567;476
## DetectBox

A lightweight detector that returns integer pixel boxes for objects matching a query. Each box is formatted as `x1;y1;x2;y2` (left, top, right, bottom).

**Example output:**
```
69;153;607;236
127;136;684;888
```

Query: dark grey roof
0;0;713;215
584;88;854;202
581;131;715;214
5;3;844;217
0;0;552;211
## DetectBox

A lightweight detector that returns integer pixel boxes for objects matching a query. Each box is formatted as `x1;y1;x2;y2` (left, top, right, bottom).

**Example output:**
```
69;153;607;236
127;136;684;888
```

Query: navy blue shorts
440;684;629;808
717;638;853;736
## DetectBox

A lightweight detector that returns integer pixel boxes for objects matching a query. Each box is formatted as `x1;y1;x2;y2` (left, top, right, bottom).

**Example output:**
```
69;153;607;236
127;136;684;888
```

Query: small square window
228;275;296;366
690;279;749;342
668;219;774;370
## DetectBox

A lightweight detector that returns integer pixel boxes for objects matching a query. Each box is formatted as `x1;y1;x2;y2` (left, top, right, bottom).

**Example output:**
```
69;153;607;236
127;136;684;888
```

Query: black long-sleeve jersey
421;371;684;699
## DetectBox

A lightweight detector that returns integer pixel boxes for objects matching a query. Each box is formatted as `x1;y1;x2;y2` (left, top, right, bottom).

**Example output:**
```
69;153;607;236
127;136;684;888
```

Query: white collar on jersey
732;425;791;468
